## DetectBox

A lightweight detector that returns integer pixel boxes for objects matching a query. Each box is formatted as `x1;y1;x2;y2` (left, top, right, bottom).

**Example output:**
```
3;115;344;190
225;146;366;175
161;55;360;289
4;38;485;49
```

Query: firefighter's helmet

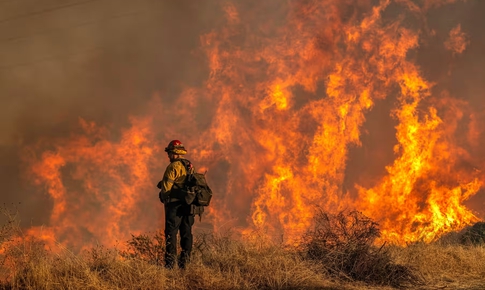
164;140;187;155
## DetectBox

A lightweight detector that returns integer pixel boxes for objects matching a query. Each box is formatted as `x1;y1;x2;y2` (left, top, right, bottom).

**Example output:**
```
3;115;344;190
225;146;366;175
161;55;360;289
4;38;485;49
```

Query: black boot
164;252;176;269
178;251;190;269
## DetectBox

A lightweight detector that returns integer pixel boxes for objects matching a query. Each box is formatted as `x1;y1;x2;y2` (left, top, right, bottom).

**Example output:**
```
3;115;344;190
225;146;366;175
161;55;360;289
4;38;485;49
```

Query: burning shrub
85;245;117;277
120;231;165;265
302;210;422;287
460;222;485;245
0;209;52;288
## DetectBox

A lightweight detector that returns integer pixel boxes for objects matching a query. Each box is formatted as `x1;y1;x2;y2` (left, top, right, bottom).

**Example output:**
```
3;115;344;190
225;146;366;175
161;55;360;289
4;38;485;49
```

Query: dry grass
0;234;341;290
390;243;485;289
0;209;484;289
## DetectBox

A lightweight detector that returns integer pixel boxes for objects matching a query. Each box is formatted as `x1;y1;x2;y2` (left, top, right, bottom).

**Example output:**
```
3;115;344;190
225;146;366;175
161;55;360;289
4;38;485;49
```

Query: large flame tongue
22;0;483;249
24;117;160;249
357;72;481;243
200;1;389;240
201;0;481;243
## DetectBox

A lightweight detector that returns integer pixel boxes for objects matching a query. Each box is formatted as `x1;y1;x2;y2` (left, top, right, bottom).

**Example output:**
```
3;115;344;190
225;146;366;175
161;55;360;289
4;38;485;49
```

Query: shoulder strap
170;159;192;192
173;158;192;174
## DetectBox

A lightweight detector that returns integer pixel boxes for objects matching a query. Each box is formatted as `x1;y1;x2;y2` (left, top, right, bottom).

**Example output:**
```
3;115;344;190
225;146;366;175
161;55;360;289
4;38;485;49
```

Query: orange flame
20;0;484;249
23;116;160;249
357;71;481;243
445;24;469;55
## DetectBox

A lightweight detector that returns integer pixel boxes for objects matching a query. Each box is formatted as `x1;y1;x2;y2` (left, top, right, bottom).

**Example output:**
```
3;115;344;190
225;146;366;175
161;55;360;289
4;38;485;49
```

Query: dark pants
164;201;194;269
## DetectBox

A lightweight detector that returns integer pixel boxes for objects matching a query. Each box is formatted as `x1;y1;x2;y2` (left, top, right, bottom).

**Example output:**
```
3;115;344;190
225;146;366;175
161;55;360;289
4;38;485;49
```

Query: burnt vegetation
0;209;484;289
460;222;485;246
302;210;423;287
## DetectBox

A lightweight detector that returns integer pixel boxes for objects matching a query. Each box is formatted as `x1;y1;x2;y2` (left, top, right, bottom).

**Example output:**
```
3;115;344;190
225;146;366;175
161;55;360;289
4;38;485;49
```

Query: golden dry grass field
1;210;484;290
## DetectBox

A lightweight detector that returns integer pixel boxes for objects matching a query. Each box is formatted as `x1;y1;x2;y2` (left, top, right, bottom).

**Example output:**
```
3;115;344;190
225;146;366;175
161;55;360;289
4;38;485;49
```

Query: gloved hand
156;180;163;189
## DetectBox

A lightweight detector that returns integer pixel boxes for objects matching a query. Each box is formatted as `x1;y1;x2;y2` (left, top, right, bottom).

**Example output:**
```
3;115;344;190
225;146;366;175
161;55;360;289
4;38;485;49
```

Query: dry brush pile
0;208;484;289
301;210;423;287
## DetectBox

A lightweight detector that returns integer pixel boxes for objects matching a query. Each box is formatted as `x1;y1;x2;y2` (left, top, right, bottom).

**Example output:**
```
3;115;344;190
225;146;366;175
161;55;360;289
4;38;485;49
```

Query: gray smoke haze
1;0;485;231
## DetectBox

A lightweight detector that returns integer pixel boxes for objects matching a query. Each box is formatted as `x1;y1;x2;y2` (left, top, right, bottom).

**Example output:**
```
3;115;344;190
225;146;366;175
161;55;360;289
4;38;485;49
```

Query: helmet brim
172;148;187;155
165;147;187;155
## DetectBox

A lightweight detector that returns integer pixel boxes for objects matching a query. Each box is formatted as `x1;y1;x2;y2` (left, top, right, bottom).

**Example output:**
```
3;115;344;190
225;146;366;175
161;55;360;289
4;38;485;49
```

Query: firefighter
157;139;194;269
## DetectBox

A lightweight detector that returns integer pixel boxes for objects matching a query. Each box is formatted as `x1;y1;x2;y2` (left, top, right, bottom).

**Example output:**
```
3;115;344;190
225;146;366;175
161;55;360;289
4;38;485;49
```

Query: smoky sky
0;0;221;139
1;0;485;228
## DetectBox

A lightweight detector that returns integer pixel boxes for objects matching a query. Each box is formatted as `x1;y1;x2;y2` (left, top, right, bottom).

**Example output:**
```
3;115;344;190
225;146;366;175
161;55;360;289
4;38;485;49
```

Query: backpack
173;159;213;215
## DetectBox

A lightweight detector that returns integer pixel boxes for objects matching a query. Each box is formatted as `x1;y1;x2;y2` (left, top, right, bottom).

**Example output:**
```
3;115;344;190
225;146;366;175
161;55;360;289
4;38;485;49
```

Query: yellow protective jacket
160;159;189;202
